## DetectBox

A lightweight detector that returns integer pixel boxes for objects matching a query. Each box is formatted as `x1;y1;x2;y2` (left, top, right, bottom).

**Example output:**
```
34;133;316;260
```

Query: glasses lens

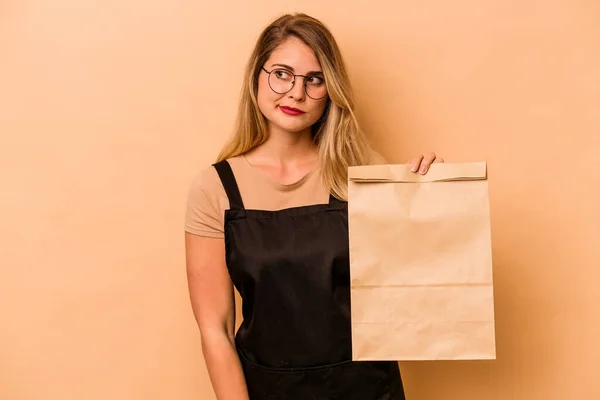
268;69;294;94
305;75;327;99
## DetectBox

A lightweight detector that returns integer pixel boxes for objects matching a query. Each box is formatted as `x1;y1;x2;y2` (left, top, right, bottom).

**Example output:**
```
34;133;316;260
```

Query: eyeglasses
261;67;328;100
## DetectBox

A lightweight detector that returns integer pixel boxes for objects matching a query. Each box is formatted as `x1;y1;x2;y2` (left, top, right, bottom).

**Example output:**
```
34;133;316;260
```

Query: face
256;36;329;135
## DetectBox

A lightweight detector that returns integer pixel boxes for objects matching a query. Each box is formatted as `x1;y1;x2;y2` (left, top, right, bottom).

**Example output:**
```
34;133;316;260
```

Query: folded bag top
348;162;487;183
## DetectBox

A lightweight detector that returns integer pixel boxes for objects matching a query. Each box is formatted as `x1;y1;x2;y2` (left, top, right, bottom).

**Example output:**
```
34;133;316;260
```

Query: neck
254;125;318;167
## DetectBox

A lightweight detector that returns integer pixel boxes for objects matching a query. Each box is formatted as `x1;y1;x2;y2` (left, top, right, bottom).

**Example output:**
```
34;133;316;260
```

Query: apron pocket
238;350;403;400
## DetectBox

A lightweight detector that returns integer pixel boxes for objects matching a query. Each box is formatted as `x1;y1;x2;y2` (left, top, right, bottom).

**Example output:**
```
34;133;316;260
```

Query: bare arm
185;232;250;400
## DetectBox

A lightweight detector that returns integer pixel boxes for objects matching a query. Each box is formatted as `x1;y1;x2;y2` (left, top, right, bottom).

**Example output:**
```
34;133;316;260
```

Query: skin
410;152;444;174
245;36;328;185
185;36;443;400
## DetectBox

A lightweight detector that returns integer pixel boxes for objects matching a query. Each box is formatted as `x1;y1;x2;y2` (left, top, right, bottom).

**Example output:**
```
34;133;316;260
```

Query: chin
270;116;315;134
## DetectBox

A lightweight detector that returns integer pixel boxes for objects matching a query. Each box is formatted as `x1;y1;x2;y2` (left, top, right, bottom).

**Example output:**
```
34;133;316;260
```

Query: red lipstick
279;106;305;116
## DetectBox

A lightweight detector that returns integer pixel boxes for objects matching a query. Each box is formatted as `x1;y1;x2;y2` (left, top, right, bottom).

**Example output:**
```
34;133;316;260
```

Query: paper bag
347;162;496;361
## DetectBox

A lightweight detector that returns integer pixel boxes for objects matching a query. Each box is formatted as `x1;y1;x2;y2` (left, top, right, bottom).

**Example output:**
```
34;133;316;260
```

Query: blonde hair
216;13;373;200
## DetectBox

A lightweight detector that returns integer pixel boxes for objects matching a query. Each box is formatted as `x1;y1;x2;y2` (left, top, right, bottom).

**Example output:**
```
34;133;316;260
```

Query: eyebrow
270;63;323;75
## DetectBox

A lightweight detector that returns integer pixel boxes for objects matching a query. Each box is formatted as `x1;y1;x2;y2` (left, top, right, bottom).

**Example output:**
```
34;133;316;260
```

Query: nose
288;77;307;101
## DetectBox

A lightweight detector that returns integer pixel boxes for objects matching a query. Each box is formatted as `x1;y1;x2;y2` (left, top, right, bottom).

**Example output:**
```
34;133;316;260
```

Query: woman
185;13;442;400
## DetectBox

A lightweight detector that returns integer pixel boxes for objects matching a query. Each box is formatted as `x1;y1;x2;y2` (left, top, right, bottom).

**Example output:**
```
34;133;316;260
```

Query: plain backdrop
1;1;599;399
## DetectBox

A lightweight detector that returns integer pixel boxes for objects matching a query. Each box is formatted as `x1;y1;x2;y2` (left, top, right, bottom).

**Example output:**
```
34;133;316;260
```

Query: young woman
185;13;443;400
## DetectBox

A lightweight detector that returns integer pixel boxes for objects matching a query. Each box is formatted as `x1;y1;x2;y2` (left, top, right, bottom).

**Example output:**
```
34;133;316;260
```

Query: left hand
408;152;444;174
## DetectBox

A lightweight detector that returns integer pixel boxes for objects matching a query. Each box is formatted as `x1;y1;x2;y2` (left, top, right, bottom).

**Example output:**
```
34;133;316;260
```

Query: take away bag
347;162;496;361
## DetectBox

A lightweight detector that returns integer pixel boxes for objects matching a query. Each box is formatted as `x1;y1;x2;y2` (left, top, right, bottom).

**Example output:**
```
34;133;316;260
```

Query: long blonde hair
216;13;373;200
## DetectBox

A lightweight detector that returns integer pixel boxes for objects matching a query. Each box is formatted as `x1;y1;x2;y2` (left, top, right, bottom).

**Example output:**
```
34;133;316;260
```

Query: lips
279;106;305;116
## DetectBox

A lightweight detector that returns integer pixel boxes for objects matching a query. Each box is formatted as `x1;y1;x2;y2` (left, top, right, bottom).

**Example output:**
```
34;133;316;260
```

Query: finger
419;152;437;174
410;154;424;172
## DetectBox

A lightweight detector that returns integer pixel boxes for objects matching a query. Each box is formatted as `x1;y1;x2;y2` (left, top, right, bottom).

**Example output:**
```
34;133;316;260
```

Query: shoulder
188;163;224;200
184;161;230;238
188;156;246;200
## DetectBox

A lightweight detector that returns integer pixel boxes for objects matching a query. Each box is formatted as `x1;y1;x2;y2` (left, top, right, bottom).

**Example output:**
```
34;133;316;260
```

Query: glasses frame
261;67;327;100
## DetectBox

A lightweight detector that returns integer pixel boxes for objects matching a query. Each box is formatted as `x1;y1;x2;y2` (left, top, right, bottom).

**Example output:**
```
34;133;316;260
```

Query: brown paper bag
347;162;496;361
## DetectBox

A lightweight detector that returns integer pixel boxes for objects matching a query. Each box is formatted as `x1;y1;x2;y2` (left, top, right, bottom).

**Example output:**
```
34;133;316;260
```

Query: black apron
214;160;405;400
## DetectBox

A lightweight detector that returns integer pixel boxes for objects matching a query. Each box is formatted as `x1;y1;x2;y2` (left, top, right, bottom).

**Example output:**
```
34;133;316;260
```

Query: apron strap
213;160;245;210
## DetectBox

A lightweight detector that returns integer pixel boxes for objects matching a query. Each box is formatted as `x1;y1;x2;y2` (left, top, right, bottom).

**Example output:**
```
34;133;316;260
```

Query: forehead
266;36;322;72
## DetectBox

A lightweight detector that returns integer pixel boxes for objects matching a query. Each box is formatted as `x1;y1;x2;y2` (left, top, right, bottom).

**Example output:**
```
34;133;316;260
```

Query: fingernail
411;163;418;172
419;165;427;174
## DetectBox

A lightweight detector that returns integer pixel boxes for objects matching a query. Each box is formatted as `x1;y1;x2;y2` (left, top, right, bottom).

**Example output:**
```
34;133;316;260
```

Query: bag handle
348;162;487;183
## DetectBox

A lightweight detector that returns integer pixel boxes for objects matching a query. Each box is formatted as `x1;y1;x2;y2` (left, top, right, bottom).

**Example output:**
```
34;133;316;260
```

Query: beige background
1;1;598;399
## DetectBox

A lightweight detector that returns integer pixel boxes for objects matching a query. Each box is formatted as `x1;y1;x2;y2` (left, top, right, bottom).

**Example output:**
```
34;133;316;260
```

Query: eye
273;69;293;81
